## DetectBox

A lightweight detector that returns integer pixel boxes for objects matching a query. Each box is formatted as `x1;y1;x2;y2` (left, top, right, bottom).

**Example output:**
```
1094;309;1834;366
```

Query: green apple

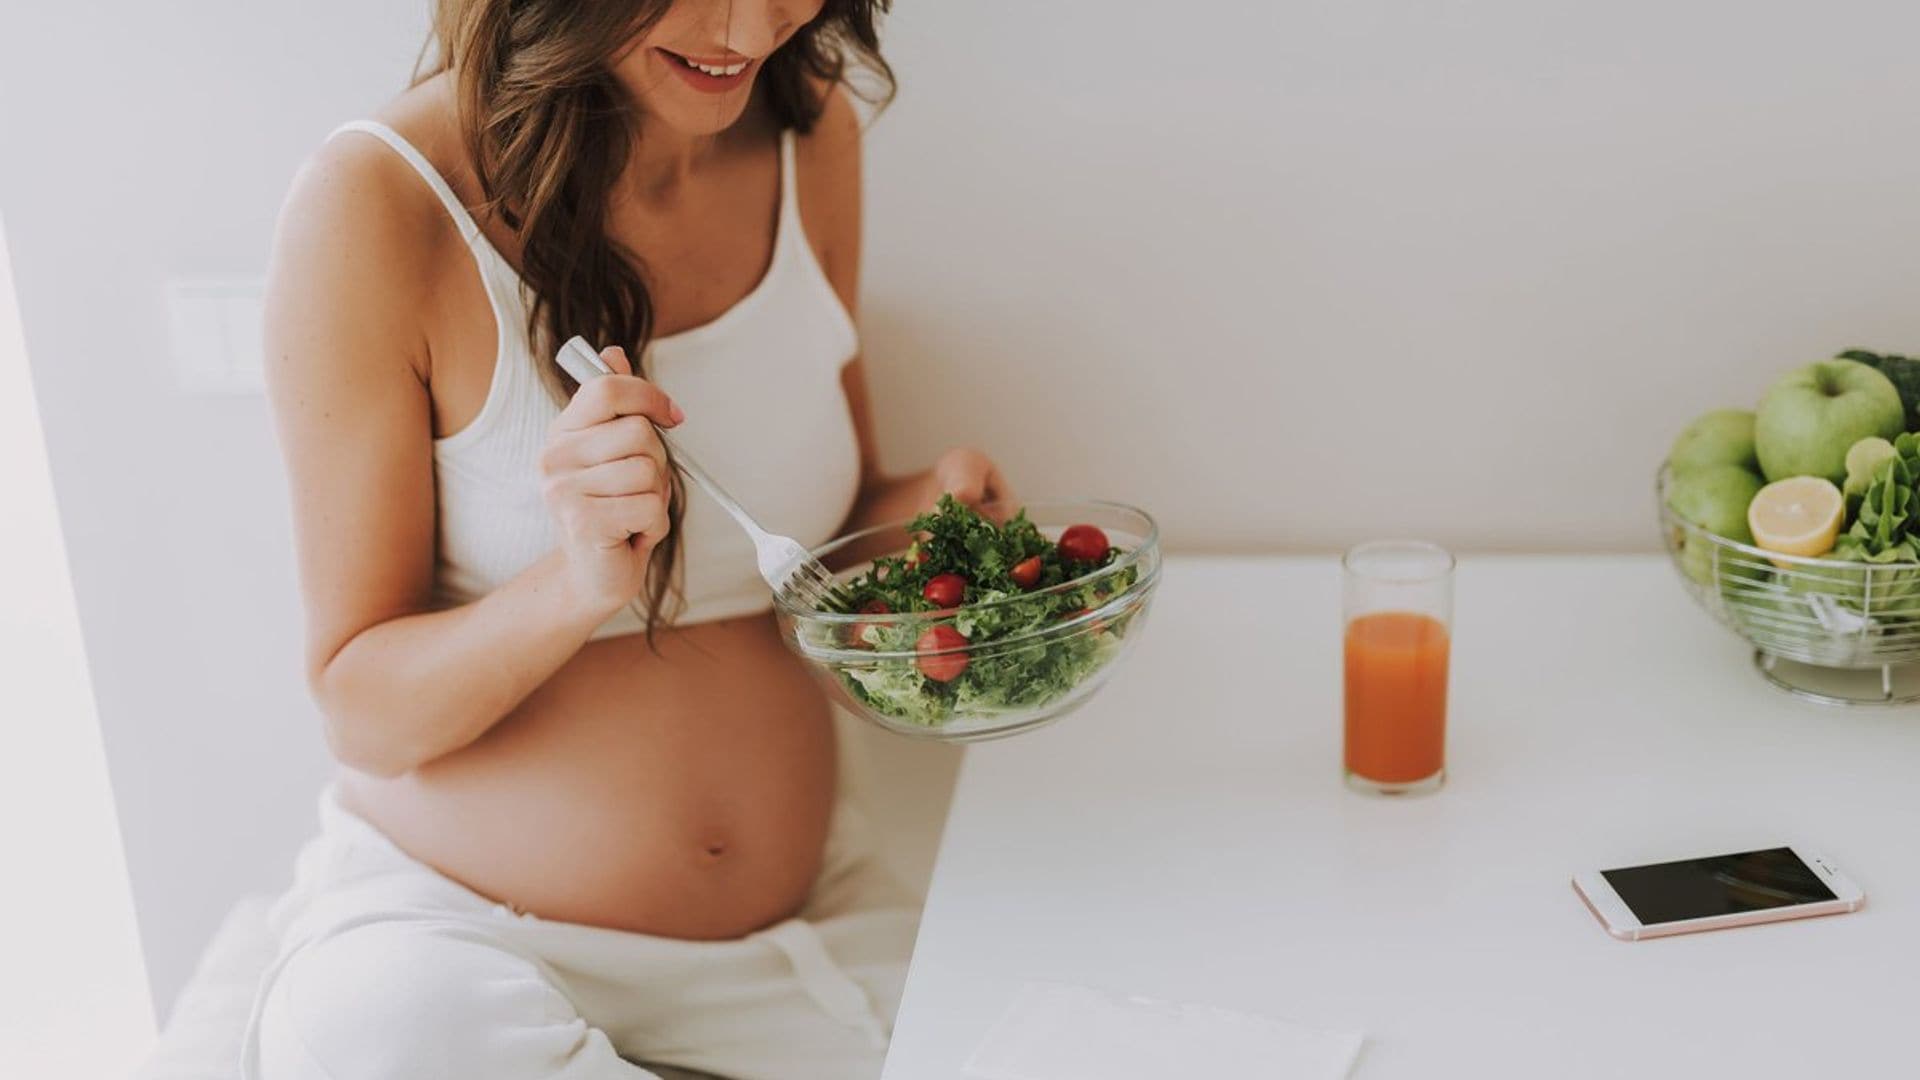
1667;409;1758;475
1665;465;1766;585
1666;464;1763;541
1680;539;1771;587
1755;361;1905;483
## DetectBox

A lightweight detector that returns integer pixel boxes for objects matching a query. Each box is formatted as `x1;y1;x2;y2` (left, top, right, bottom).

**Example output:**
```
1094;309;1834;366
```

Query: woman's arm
800;89;1012;532
264;139;676;777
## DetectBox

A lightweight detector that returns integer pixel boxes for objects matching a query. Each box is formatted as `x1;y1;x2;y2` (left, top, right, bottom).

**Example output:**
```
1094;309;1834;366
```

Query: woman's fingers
556;370;684;432
935;447;1006;503
983;459;1013;508
929;446;1014;522
583;492;670;549
564;455;661;498
541;415;666;474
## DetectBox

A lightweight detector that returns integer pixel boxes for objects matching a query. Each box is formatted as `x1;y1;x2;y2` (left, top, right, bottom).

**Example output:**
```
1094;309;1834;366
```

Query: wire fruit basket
1658;467;1920;705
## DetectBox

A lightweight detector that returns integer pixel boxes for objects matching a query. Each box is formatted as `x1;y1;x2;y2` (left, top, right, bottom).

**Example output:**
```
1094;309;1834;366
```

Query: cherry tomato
847;599;890;649
1009;556;1043;590
923;573;967;608
916;625;970;682
1057;524;1110;563
1060;607;1107;633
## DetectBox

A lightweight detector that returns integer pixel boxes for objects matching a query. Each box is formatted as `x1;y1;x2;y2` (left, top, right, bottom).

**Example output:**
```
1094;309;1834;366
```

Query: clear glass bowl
773;499;1161;742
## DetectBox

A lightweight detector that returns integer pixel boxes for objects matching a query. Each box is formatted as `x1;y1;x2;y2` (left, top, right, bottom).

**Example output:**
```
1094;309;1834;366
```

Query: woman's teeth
675;54;747;77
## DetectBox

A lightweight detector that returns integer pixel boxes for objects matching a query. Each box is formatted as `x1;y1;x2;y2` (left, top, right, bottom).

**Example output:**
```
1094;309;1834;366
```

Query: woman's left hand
928;446;1014;515
843;446;1017;534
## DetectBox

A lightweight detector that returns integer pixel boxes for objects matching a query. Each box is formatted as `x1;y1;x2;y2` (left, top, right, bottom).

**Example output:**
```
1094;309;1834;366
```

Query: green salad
817;495;1139;727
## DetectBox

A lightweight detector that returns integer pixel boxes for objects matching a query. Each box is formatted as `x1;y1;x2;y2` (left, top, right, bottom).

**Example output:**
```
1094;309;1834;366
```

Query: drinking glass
1343;541;1454;796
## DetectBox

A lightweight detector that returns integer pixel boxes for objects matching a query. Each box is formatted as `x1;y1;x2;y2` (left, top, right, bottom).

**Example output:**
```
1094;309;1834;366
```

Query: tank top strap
329;119;533;444
777;127;803;246
330;120;487;247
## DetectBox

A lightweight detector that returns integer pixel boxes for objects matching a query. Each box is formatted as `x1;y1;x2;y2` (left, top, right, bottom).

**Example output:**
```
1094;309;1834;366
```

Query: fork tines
779;557;856;613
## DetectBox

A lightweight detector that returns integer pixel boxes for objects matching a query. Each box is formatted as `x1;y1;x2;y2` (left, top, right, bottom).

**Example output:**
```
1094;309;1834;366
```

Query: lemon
1748;476;1844;566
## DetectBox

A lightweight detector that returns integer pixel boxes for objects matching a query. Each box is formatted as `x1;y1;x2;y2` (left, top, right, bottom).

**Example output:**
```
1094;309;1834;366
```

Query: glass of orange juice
1343;541;1454;796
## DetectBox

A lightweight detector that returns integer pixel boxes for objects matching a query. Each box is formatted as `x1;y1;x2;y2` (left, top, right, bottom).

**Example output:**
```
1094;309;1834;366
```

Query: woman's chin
641;91;757;138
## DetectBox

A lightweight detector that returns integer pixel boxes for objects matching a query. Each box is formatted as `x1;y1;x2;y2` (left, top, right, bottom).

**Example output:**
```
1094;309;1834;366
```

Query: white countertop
883;555;1920;1078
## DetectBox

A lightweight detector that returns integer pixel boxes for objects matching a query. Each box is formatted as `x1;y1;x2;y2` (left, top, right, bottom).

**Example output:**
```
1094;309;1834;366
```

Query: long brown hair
418;1;893;638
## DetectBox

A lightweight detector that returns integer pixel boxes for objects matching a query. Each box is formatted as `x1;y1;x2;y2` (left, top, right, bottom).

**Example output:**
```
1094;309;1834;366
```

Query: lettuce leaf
1847;431;1920;558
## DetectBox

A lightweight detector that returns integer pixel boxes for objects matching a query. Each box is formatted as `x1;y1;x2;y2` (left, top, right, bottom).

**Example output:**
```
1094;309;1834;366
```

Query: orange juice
1344;611;1449;785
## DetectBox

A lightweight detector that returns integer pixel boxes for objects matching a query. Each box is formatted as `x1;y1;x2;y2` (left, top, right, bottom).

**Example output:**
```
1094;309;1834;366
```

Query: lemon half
1748;476;1844;567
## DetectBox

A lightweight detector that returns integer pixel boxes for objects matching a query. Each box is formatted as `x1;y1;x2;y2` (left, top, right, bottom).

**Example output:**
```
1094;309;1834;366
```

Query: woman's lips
656;48;754;94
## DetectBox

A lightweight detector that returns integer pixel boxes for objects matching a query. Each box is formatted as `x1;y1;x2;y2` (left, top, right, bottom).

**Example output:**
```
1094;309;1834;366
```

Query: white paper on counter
964;981;1364;1080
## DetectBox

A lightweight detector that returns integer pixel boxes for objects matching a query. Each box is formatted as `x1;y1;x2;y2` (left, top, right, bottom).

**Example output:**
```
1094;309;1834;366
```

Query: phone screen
1601;847;1836;926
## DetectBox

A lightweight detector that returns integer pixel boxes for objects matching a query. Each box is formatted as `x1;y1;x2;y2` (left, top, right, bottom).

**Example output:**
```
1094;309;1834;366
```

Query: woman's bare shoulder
267;78;477;388
282;75;472;256
281;100;438;260
273;77;480;325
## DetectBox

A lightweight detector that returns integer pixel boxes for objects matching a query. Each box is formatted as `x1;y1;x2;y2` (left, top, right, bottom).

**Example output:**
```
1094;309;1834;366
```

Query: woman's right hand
539;346;684;617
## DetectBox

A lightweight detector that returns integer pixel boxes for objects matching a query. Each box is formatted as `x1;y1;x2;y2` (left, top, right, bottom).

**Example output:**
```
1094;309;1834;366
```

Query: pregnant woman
243;1;1008;1077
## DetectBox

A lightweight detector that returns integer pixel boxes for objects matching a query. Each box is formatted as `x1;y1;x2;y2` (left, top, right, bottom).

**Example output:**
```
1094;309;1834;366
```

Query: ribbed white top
331;121;863;636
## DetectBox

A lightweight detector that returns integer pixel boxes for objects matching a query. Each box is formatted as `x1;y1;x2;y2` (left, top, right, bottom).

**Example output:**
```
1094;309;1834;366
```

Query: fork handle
556;336;772;544
653;428;772;543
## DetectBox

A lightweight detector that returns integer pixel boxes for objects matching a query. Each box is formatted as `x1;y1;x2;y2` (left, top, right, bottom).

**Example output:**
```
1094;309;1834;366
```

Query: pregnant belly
337;612;839;940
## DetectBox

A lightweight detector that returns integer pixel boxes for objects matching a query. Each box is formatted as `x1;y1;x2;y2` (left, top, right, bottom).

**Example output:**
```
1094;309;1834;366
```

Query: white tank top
331;121;863;637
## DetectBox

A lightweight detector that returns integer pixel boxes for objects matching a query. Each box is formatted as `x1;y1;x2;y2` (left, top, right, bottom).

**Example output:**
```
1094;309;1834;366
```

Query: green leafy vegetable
1841;432;1920;559
826;495;1137;726
1838;349;1920;431
1829;432;1920;613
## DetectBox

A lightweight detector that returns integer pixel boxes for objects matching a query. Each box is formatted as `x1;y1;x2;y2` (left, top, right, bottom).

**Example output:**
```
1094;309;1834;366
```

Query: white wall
861;1;1920;551
8;0;1920;1019
0;1;428;1017
0;214;155;1080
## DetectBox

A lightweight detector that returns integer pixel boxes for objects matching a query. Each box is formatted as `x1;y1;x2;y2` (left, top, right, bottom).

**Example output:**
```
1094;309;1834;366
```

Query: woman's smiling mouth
656;48;755;93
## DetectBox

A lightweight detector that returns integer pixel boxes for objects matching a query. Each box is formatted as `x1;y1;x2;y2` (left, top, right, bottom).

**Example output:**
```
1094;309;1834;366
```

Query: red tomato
1057;524;1110;563
923;573;967;608
1060;607;1107;633
847;599;890;649
1009;556;1043;590
916;625;970;682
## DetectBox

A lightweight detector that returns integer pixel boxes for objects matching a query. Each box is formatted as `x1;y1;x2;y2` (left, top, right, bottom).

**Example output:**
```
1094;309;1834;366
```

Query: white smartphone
1572;845;1864;941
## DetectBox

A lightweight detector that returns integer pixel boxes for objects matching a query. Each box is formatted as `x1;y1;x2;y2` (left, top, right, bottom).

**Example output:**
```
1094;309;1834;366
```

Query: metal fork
556;336;852;612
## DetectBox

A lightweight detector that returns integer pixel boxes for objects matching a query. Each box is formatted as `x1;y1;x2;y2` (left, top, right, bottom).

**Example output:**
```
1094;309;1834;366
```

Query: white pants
239;789;920;1080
